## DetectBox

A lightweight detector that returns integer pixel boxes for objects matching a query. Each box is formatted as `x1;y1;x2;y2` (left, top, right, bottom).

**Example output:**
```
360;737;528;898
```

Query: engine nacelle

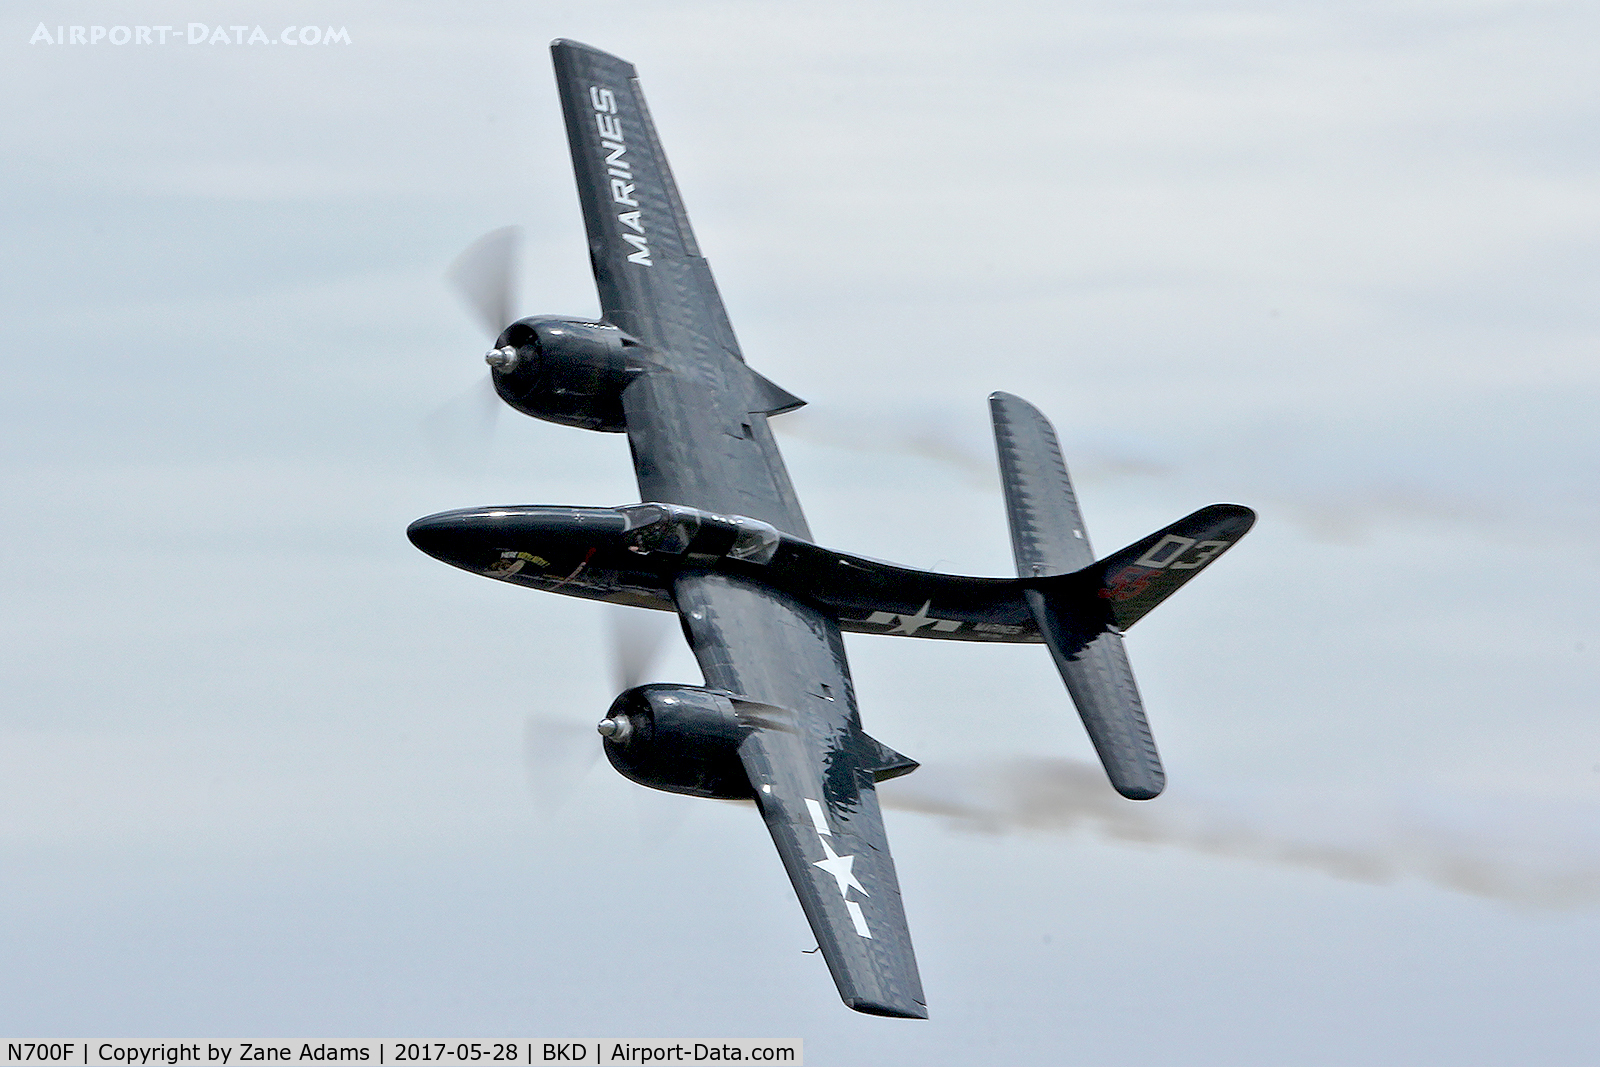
487;316;640;432
598;684;754;800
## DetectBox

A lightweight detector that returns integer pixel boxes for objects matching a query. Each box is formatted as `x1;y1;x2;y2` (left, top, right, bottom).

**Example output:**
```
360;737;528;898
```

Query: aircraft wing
554;41;925;1017
675;572;928;1019
550;40;811;537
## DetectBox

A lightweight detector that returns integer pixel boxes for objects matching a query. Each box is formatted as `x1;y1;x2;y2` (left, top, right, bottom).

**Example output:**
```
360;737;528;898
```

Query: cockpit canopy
619;503;781;564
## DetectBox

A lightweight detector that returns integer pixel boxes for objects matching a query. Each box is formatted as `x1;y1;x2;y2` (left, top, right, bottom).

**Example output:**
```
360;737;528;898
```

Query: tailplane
989;392;1254;800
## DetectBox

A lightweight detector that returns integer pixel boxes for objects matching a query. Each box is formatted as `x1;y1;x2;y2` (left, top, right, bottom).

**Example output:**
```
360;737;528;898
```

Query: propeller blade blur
421;372;500;473
447;225;522;338
609;607;672;691
523;714;600;815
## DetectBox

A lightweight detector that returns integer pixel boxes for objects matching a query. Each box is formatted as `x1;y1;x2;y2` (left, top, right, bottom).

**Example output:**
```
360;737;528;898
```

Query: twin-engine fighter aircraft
409;39;1255;1019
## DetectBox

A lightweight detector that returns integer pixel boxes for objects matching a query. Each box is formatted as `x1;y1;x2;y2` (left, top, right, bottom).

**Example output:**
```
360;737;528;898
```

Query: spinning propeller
447;225;522;341
440;229;681;811
524;606;677;813
423;228;524;466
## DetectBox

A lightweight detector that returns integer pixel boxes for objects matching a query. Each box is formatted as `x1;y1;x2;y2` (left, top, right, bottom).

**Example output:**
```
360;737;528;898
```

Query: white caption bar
2;1043;801;1067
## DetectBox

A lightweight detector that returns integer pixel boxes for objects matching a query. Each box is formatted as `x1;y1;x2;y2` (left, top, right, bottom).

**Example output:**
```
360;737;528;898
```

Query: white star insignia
887;600;936;636
813;838;868;899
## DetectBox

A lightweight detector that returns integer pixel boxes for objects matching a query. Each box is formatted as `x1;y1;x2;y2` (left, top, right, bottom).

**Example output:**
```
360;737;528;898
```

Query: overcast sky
3;1;1598;1063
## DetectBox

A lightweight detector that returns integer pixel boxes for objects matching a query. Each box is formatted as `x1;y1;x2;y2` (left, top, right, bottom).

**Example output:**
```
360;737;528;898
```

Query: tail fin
989;392;1255;800
1073;504;1256;631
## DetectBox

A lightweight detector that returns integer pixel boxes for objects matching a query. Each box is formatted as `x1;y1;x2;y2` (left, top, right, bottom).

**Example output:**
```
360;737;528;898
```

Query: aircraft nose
407;505;632;573
406;513;467;562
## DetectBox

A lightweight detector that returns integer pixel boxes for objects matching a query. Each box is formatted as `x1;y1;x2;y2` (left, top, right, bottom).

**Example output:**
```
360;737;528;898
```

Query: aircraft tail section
1073;503;1257;631
990;392;1255;800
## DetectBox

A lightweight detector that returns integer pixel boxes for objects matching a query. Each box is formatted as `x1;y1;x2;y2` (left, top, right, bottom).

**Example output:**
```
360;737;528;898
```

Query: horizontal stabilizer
990;391;1095;575
1025;587;1164;799
991;392;1254;799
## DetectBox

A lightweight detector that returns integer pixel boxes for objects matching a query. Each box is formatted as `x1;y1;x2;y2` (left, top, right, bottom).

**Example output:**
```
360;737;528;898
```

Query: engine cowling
597;684;754;800
486;316;639;432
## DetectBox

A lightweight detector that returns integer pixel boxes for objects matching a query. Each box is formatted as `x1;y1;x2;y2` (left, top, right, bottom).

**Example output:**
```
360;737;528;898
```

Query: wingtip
549;38;636;69
847;997;929;1020
987;390;1045;420
1225;503;1259;530
1192;502;1258;537
1110;757;1166;801
1114;780;1165;801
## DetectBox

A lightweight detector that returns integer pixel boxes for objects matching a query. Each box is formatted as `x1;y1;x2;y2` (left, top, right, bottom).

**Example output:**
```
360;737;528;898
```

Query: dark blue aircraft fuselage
408;503;1044;642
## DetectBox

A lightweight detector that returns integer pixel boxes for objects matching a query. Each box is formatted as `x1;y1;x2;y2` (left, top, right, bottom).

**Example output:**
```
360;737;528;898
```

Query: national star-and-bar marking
804;797;872;938
863;600;963;636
